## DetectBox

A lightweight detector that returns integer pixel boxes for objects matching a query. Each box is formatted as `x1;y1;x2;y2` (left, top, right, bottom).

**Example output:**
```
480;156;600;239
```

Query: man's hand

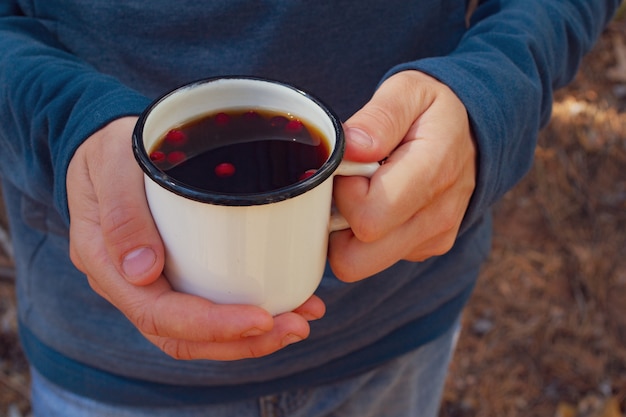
329;71;477;281
67;117;325;361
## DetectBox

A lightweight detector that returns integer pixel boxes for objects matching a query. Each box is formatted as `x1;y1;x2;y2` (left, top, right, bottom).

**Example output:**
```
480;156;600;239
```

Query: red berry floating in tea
299;169;316;181
149;150;166;163
285;119;304;134
215;162;236;178
165;129;187;146
270;115;288;128
167;150;187;165
242;110;261;121
215;112;231;127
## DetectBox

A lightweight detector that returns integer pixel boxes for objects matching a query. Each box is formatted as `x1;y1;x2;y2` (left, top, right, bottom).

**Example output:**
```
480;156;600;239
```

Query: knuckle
429;212;459;257
439;212;459;236
68;246;85;273
328;255;362;283
100;204;133;235
246;344;265;359
431;237;456;257
358;105;398;140
349;209;386;243
85;277;105;297
349;222;376;243
432;166;457;195
159;338;193;360
100;205;143;251
429;230;457;257
433;197;464;238
130;305;159;336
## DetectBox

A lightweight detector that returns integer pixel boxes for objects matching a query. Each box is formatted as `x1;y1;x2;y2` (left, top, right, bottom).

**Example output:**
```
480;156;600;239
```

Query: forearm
0;4;150;222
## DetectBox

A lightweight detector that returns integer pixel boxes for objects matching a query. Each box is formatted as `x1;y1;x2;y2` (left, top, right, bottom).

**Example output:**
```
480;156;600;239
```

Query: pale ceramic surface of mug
134;77;377;315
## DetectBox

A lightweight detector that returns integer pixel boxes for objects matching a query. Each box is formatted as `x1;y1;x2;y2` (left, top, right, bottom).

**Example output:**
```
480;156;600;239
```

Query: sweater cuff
381;58;538;236
53;87;152;223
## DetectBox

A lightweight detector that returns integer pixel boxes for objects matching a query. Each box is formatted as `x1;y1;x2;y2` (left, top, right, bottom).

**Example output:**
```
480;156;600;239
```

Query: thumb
343;71;431;162
92;118;165;285
104;193;164;287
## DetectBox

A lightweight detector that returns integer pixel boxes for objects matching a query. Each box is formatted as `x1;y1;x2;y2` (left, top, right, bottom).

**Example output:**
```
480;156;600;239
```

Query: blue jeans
31;321;460;417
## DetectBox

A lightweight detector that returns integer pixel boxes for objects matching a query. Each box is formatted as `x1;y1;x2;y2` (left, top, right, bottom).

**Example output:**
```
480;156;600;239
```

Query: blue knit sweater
0;0;618;406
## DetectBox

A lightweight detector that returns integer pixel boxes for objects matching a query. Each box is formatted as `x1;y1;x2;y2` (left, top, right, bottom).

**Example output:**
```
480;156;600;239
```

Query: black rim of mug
132;76;345;207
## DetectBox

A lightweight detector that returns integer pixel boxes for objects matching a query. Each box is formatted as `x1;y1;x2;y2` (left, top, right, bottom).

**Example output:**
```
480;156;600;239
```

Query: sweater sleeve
385;0;619;232
0;2;151;224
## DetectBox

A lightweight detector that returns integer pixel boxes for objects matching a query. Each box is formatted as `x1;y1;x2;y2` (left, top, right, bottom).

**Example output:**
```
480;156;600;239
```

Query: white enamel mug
133;77;378;316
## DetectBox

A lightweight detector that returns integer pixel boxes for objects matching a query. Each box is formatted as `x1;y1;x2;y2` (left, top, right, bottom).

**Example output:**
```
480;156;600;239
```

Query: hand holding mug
67;117;324;361
329;70;478;281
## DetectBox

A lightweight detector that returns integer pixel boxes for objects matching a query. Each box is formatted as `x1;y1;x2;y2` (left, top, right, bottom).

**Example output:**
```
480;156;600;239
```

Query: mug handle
329;160;381;232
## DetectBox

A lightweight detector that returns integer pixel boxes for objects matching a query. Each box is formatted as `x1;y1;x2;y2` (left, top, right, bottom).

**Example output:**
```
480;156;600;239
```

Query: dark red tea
149;109;331;194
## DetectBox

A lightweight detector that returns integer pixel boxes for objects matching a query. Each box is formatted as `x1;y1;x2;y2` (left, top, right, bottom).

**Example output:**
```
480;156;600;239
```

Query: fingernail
346;127;373;149
122;247;156;281
241;328;265;338
281;333;303;347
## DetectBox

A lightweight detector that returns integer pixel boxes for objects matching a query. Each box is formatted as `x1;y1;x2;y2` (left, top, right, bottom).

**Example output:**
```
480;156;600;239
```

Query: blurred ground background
440;14;626;417
1;12;626;417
